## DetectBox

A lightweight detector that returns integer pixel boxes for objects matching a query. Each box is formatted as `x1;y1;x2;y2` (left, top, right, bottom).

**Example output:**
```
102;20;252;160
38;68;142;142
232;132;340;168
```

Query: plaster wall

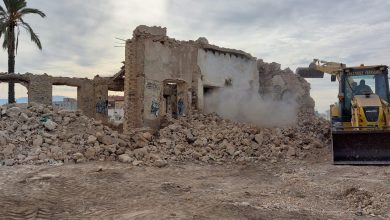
143;79;162;128
138;40;197;128
143;40;196;84
197;49;258;89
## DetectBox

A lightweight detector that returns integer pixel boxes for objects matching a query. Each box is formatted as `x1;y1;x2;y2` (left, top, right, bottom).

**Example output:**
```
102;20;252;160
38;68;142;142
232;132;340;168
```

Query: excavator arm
296;59;346;80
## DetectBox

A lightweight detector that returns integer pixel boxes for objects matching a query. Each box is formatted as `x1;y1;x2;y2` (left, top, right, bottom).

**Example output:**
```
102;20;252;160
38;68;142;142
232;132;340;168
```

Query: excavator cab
297;60;390;165
338;67;389;121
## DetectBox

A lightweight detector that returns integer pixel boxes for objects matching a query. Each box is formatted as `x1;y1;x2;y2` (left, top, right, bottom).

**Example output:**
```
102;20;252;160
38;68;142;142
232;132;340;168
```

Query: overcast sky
1;0;390;112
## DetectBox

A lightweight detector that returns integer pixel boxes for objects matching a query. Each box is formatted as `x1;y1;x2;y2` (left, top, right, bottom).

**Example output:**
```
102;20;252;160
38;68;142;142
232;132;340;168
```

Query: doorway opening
161;80;188;119
108;90;124;123
163;82;178;118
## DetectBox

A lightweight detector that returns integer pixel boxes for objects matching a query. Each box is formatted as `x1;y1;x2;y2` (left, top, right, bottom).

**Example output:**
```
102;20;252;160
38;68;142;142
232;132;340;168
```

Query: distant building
108;96;124;122
53;98;77;111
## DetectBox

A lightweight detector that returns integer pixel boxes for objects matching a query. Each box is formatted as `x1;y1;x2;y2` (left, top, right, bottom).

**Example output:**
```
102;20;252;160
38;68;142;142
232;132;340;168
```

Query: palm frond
0;20;7;31
20;20;41;50
0;0;45;52
0;5;6;15
2;26;8;49
3;0;26;13
3;0;11;11
19;8;45;17
0;23;6;40
11;0;26;12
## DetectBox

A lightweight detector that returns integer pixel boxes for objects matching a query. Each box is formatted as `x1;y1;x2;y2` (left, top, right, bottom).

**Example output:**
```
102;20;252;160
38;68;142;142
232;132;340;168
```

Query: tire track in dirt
0;167;135;219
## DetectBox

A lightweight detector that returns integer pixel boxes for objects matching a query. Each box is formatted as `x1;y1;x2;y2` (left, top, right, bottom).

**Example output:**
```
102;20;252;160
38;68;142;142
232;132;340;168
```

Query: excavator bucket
296;67;324;78
332;130;390;165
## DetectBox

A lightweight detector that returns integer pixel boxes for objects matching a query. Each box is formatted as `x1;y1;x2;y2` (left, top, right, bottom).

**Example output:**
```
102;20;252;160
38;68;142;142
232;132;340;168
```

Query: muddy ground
0;154;389;220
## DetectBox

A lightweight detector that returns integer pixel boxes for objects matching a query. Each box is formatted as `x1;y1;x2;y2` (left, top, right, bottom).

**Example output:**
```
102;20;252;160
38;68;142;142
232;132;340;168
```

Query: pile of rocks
0;103;330;167
150;111;330;164
0;103;137;166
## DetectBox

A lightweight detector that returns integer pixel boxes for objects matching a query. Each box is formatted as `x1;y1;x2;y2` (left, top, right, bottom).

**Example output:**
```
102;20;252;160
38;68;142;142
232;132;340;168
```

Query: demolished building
0;25;314;133
123;25;314;132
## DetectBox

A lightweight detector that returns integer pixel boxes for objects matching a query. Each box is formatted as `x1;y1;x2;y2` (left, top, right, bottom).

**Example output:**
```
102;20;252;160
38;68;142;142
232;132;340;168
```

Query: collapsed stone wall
123;25;258;131
124;26;199;131
0;73;124;122
125;25;309;132
257;60;315;113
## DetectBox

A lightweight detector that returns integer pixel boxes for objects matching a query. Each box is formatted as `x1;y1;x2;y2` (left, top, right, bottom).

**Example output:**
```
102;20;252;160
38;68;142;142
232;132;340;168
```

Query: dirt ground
0;156;389;220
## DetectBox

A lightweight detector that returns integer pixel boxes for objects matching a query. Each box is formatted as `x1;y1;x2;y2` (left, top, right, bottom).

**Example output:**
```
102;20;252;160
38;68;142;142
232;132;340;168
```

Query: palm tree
0;0;45;103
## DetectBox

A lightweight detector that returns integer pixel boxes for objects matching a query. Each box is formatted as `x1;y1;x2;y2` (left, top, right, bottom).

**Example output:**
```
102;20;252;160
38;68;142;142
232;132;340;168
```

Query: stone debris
0;103;134;166
154;111;330;164
0;103;330;166
341;187;388;216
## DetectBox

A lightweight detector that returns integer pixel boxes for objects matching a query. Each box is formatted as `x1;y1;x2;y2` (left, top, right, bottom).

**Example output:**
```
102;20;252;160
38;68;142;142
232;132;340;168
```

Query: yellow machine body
298;60;390;164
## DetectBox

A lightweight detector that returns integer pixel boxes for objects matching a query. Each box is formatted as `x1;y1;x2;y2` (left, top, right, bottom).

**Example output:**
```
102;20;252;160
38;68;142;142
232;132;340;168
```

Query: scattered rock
87;135;97;144
6;107;21;118
103;144;117;153
226;143;236;156
186;131;196;143
0;133;7;145
38;153;48;160
286;147;296;158
154;159;168;168
33;135;44;147
118;154;132;163
44;119;57;131
255;132;264;145
2;144;15;157
19;113;29;122
98;135;114;145
84;147;96;159
73;152;84;159
142;132;153;141
132;160;143;166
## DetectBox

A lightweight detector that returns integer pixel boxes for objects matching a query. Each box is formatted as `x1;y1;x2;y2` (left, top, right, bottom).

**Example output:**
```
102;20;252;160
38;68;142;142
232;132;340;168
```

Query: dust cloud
204;87;299;127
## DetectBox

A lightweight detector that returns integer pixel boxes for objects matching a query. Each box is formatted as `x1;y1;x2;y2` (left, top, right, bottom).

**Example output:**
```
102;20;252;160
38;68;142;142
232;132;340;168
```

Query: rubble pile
153;111;330;164
0;103;135;166
0;104;330;167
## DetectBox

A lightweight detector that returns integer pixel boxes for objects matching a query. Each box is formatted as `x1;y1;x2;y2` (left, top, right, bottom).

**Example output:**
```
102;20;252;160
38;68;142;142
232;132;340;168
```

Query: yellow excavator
297;59;390;164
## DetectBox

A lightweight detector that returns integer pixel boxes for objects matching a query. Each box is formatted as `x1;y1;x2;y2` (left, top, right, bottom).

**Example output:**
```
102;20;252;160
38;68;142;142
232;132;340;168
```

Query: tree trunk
8;24;15;104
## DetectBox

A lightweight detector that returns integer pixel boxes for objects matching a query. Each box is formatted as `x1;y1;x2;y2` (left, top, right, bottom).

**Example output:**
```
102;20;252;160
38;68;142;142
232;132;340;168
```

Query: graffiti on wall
144;79;162;119
96;97;108;113
146;81;160;91
151;98;160;117
178;98;185;116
